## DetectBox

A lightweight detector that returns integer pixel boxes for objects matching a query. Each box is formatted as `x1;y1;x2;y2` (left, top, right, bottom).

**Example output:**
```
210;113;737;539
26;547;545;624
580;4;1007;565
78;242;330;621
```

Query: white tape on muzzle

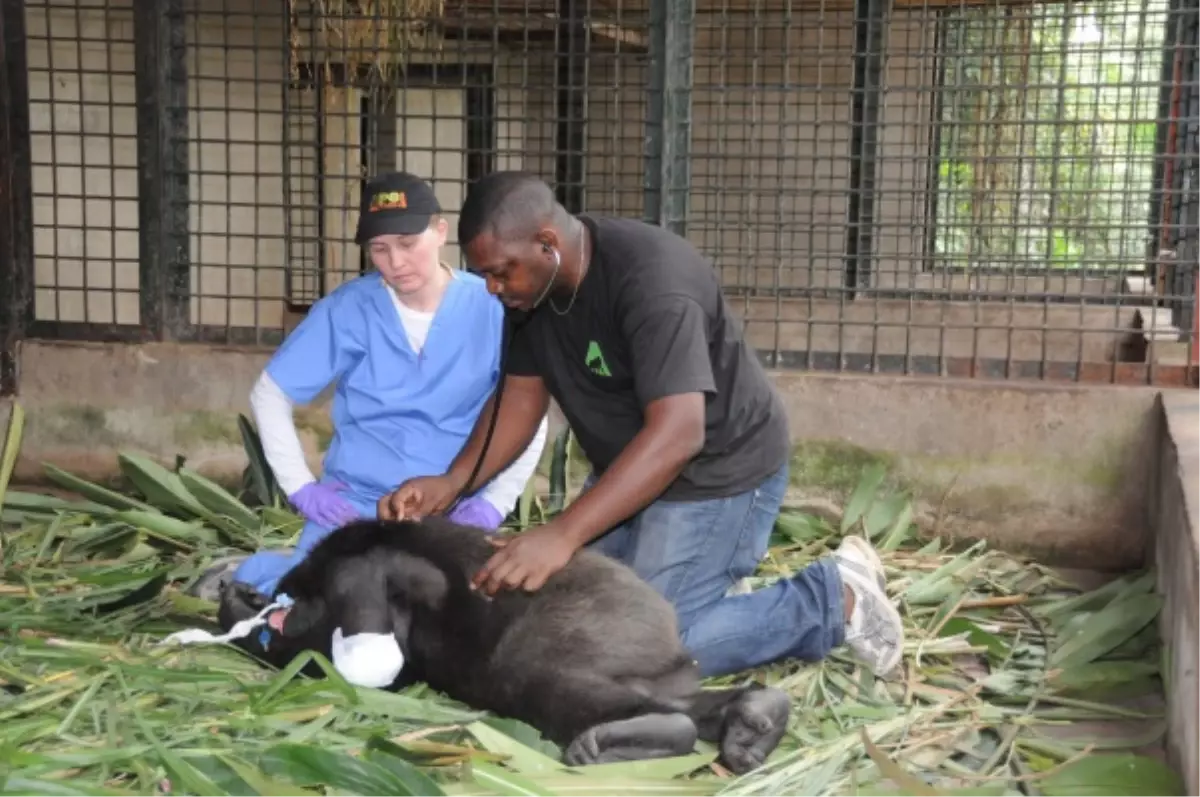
157;594;294;648
330;627;406;689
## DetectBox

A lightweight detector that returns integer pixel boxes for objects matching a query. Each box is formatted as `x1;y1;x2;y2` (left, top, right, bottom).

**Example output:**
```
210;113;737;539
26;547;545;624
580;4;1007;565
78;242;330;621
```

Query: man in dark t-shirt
379;172;904;679
511;212;793;504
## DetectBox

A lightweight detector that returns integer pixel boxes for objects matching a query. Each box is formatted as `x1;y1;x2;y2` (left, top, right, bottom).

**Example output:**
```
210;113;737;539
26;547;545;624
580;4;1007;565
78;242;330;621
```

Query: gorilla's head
272;533;450;689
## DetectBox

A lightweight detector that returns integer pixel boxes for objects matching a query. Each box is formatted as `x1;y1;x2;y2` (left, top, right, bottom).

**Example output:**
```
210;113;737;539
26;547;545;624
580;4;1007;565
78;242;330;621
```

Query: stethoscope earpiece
531;248;562;309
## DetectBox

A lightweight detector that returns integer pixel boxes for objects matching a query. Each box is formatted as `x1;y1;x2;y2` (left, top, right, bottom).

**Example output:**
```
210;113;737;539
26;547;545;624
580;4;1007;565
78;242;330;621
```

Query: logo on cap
369;191;408;212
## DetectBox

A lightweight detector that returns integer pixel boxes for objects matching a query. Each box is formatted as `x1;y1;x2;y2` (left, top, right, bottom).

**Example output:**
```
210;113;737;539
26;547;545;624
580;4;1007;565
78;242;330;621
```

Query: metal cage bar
0;0;34;396
135;0;190;340
645;0;695;235
843;0;888;295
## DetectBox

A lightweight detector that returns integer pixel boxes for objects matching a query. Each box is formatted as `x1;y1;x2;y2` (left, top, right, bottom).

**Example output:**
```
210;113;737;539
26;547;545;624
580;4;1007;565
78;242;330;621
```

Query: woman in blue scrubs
191;171;548;603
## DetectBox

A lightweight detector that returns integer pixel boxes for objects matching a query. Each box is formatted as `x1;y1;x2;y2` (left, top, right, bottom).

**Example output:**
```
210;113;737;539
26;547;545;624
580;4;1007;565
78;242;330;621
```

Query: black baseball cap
354;171;443;244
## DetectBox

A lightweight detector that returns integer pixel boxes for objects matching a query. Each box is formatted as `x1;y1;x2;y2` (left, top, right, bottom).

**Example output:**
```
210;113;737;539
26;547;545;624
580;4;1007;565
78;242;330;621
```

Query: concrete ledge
1152;390;1200;796
772;371;1162;571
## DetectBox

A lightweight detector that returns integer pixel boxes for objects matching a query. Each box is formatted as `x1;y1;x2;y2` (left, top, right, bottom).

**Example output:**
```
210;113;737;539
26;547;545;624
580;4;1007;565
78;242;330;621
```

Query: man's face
464;231;556;311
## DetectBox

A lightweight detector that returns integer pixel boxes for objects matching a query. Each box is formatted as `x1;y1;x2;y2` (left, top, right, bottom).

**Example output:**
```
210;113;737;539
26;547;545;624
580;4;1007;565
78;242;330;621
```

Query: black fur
216;517;790;773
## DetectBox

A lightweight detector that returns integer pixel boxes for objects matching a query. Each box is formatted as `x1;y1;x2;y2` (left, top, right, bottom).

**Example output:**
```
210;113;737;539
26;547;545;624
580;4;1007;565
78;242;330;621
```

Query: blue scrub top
264;270;505;505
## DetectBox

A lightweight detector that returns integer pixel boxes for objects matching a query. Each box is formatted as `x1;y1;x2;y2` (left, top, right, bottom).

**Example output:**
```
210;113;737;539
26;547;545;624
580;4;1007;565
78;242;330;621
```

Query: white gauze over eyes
330;627;406;689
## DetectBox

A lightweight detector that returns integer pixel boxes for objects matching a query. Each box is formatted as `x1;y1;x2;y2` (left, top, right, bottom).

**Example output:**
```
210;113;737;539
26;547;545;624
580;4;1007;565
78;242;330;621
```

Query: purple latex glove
446;496;504;531
289;481;360;530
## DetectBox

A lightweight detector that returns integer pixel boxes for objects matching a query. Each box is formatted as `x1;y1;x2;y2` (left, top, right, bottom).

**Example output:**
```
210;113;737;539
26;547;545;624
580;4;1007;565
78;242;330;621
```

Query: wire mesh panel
689;0;1195;384
173;0;650;345
689;4;855;296
23;0;141;334
2;0;1195;385
1158;0;1198;344
927;1;1167;279
184;0;295;342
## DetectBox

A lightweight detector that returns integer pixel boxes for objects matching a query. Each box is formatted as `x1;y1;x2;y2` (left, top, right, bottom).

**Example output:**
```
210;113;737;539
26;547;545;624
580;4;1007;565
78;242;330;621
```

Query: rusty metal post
0;0;32;396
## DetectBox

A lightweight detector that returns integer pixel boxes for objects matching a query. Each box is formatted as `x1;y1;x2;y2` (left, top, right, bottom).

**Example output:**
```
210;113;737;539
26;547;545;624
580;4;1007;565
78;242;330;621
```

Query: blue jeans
585;462;845;678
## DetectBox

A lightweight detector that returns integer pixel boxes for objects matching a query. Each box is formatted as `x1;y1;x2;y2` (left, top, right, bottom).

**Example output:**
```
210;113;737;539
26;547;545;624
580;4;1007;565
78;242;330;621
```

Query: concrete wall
1151;391;1199;796
23;0;1141;365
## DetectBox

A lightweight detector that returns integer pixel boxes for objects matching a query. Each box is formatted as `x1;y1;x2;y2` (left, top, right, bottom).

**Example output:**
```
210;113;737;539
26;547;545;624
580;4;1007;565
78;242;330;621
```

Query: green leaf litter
0;402;1183;796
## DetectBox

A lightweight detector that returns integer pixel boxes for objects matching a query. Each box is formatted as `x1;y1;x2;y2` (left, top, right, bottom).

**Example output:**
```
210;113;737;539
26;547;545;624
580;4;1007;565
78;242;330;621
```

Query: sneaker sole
187;556;247;602
837;535;887;593
837;563;905;676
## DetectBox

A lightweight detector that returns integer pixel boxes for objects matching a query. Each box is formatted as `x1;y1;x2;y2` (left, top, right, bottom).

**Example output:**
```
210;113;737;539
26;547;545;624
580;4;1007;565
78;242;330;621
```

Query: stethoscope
446;221;583;513
530;219;585;314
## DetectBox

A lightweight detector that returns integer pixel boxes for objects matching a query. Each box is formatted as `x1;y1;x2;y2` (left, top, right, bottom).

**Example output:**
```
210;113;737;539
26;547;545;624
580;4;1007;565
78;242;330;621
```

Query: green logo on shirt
585;340;612;377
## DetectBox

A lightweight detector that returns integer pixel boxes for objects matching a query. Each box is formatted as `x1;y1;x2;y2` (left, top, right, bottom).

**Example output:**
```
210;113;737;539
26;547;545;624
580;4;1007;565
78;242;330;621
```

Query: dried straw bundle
287;0;446;101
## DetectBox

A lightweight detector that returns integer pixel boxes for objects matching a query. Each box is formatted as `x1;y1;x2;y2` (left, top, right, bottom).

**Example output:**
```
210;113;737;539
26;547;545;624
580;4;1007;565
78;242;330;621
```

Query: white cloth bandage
158;594;294;647
330;628;406;689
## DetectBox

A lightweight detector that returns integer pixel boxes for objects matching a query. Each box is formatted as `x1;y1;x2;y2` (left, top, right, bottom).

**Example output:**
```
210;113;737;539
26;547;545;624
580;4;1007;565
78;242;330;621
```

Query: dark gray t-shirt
504;215;791;502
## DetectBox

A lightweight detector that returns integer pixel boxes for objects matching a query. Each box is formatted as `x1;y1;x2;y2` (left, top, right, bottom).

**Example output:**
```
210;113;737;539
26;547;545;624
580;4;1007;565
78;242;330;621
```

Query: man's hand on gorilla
470;522;581;595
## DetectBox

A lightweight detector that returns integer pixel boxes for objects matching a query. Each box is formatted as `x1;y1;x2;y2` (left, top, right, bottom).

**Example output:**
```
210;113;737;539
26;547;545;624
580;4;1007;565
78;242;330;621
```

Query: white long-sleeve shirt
250;284;548;519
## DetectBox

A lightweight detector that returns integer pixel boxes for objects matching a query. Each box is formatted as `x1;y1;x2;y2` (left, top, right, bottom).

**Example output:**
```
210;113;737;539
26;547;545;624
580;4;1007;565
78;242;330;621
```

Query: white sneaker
186;555;249;602
834;535;904;677
836;535;887;592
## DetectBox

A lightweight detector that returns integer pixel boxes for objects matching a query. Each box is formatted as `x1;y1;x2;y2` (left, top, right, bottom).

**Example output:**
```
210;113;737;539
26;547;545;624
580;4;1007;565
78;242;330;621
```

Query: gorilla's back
378;519;692;705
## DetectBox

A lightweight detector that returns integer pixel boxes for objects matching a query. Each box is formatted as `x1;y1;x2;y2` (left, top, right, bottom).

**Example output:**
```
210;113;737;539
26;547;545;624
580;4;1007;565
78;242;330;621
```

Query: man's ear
279;594;328;638
383;551;449;611
535;226;561;253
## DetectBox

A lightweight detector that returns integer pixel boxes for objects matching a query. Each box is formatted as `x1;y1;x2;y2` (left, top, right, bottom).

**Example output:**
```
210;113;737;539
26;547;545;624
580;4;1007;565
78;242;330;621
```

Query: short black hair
458;171;564;247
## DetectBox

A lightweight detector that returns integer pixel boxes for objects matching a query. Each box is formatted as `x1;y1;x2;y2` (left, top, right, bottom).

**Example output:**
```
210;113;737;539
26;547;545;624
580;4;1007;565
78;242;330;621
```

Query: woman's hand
377;474;464;521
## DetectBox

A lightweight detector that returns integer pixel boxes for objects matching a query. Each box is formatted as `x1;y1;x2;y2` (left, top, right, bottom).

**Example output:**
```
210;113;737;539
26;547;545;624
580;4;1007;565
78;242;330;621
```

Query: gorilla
216;517;791;773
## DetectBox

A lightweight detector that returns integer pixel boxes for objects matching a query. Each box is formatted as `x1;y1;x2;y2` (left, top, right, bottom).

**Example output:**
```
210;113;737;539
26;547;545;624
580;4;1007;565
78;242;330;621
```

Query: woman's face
367;216;449;295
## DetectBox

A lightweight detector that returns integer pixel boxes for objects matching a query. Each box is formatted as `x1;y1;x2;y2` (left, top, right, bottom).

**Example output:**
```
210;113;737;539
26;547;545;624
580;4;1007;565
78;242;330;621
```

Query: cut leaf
467;761;555;796
216;754;322;797
117;452;210;519
862;494;910;542
237;413;280;508
860;727;943;796
258;743;427;796
1038;753;1184;796
466;720;567;774
575;752;715;779
841;461;888;533
0;402;24;515
362;738;448;795
1048;593;1162;670
42;463;157;512
177;468;261;532
774;511;831;543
